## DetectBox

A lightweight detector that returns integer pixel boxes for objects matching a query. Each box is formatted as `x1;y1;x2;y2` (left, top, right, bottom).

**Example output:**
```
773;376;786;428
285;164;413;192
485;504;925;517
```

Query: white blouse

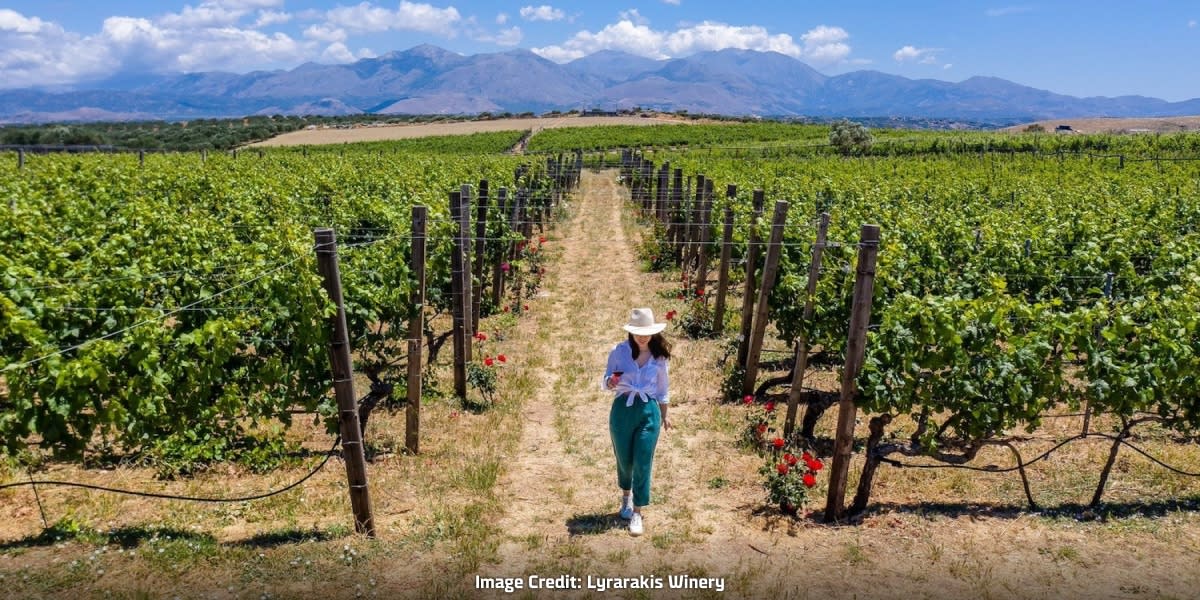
600;340;670;406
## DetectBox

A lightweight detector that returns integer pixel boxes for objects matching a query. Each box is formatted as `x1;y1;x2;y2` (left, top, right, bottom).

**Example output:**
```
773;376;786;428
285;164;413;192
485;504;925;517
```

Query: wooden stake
313;228;376;537
742;200;789;398
684;175;705;289
657;162;670;223
696;179;715;294
737;190;767;369
784;213;830;438
713;199;735;335
449;191;468;400
473;180;489;333
406;207;427;454
460;184;475;353
824;224;880;523
492;188;508;308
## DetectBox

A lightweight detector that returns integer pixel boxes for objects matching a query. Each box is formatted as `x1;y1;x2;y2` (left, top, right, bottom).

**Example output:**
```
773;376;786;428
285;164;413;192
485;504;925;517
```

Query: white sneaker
629;513;644;536
619;496;634;520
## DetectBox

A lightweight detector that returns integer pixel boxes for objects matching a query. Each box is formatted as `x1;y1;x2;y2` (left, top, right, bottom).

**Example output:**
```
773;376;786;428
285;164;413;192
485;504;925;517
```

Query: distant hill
1;44;1199;124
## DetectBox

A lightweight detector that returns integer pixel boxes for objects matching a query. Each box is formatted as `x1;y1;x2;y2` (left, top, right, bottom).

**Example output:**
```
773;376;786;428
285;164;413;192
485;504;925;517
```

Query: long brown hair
628;333;672;360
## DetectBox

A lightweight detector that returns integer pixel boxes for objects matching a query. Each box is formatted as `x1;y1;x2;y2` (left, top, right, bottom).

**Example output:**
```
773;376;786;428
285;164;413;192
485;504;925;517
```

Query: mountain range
2;44;1198;124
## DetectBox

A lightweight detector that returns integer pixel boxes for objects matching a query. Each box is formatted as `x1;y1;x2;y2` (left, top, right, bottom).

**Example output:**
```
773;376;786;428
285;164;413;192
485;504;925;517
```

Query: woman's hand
607;372;622;389
662;418;673;431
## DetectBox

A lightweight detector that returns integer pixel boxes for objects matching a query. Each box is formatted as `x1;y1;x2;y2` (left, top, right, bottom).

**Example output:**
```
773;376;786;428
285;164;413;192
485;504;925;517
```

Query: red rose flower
501;262;510;272
523;304;529;311
497;354;507;363
484;357;494;367
802;451;814;463
776;463;789;475
803;473;816;487
765;402;776;412
807;458;824;472
743;395;754;405
756;423;768;434
665;310;676;320
772;437;785;449
539;236;546;243
696;288;704;296
784;453;798;466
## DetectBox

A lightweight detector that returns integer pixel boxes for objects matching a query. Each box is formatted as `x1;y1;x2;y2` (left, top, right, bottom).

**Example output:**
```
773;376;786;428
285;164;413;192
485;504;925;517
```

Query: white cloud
321;41;355;63
210;0;284;9
496;13;509;25
325;1;462;36
663;0;681;4
894;45;941;64
472;25;523;47
304;24;346;43
985;6;1032;17
1190;19;1197;28
494;26;523;46
0;11;105;87
0;8;52;33
799;25;850;64
619;9;649;27
157;4;245;28
253;10;292;28
0;3;337;88
318;40;375;64
520;5;566;22
532;17;849;65
943;63;952;69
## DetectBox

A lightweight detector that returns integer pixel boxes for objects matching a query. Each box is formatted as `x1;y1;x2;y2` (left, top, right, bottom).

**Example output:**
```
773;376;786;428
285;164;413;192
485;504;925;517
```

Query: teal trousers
609;394;662;507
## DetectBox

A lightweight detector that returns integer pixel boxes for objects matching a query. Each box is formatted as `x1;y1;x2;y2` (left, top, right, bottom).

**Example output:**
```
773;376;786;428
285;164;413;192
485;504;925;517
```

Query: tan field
249;115;692;147
1005;115;1200;134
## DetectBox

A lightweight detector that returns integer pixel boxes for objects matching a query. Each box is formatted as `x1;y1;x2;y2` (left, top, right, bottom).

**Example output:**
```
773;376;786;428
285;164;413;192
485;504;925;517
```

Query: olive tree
828;119;873;155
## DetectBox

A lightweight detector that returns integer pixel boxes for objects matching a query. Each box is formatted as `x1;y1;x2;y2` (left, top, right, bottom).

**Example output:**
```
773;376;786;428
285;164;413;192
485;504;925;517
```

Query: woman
601;307;672;536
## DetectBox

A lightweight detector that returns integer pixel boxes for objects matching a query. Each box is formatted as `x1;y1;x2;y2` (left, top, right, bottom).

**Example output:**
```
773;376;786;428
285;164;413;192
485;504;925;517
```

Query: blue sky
1;1;1198;101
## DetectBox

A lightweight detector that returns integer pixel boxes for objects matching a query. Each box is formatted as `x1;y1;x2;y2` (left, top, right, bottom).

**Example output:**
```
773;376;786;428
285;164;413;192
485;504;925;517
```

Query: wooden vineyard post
670;168;684;264
737;190;767;369
513;191;528;317
139;150;145;168
657;162;670;223
449;191;468;400
406;206;427;454
460;184;475;349
696;179;715;295
742;201;790;398
824;224;880;523
473;180;489;334
713;199;735;335
492;188;508;307
683;175;705;290
784;212;831;439
313;228;377;537
17;148;24;170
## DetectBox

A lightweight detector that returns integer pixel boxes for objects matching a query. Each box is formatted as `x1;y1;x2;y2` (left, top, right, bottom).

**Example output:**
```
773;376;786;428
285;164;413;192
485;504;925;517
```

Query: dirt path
483;170;761;577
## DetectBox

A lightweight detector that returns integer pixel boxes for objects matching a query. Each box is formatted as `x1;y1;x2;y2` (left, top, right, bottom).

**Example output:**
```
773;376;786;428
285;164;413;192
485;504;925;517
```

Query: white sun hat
622;307;667;335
